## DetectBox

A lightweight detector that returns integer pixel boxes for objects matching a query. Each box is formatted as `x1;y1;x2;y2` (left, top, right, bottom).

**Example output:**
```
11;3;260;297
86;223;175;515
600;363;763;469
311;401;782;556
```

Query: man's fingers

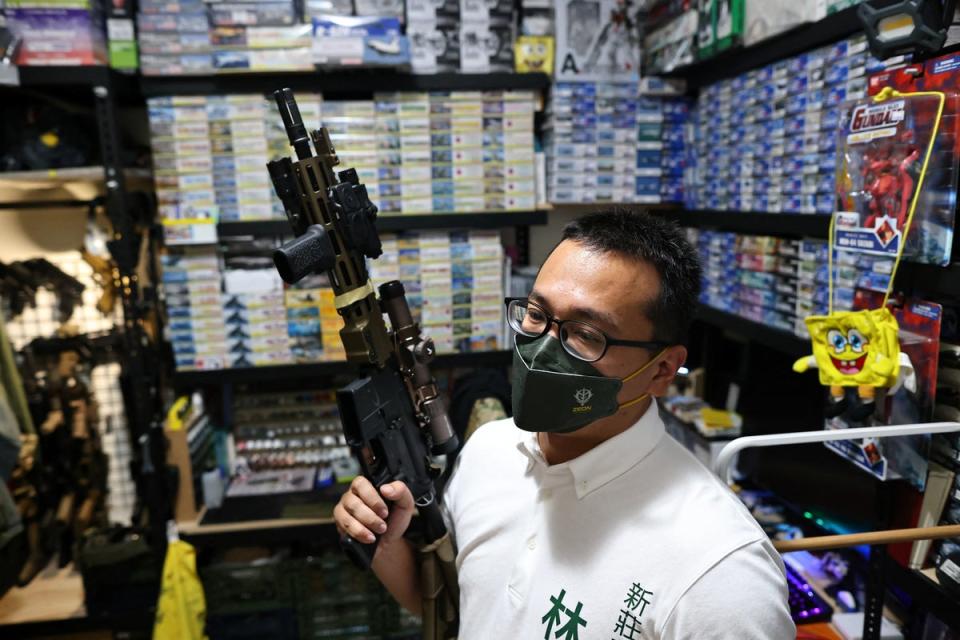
351;476;389;518
380;481;414;510
333;502;376;543
343;493;388;534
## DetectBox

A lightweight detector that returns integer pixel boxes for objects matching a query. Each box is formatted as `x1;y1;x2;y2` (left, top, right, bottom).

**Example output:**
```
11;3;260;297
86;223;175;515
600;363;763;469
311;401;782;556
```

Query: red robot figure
862;131;920;230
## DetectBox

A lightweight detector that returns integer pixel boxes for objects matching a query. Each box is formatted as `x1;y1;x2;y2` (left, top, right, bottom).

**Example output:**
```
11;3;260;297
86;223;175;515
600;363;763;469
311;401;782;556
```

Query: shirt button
527;537;536;550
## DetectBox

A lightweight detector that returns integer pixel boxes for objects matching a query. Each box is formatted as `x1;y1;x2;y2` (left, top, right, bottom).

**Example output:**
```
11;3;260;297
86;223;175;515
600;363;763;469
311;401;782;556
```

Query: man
334;210;795;639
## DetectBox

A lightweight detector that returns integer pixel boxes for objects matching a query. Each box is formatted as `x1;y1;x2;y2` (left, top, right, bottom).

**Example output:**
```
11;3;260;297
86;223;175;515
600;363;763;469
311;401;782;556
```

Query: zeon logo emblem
850;100;905;133
572;388;593;413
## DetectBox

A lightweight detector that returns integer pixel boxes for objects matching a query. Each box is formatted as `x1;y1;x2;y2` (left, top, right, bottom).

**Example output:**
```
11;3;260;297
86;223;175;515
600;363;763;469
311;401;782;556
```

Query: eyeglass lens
507;300;606;362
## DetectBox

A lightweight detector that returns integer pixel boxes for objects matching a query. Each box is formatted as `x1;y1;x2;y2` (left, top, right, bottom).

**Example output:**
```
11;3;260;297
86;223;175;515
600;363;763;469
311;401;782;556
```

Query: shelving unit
0;566;151;639
179;511;337;548
217;210;549;237
663;6;863;90
662;210;960;301
663;209;831;238
0;167;153;209
885;559;960;629
695;305;810;357
140;71;551;97
9;66;142;103
173;350;512;387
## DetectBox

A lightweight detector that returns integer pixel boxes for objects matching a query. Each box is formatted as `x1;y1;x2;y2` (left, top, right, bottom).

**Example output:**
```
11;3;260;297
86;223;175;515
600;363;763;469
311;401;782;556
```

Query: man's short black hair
560;208;702;345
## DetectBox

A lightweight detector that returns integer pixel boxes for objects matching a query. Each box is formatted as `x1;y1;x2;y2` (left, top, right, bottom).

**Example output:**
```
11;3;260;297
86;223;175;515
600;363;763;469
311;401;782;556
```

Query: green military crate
293;552;417;639
207;607;300;640
294;552;382;603
201;555;297;616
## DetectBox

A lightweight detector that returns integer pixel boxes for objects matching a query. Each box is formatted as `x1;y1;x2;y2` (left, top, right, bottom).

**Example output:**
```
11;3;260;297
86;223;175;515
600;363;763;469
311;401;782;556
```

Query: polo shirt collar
515;401;666;500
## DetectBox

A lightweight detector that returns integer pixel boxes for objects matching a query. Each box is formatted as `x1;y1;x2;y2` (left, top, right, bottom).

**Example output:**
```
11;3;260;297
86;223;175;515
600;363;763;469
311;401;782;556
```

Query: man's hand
334;476;423;615
334;476;415;548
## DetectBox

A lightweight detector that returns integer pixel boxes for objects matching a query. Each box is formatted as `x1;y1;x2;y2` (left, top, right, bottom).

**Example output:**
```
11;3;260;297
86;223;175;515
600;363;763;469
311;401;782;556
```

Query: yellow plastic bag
794;307;900;388
153;539;208;640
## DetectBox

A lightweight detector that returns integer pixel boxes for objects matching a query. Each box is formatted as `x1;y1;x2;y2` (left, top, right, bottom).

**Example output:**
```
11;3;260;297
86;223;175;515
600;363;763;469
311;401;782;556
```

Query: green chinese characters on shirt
542;588;588;640
610;582;654;640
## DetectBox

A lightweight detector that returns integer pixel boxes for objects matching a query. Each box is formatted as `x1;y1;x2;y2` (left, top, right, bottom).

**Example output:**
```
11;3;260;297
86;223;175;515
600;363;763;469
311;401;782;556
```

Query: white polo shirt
442;403;796;640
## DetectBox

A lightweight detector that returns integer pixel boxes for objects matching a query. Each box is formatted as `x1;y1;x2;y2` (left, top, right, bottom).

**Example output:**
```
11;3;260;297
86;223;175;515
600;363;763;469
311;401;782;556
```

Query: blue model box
635;177;660;197
312;16;409;66
636;149;661;169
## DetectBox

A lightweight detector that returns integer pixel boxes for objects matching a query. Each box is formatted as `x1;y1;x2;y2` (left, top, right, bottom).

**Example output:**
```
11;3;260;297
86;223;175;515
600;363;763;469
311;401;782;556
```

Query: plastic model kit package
834;89;960;266
554;0;639;81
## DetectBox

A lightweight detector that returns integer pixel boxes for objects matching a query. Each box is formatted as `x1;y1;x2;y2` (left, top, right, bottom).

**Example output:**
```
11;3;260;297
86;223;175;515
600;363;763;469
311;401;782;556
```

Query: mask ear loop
618;348;667;410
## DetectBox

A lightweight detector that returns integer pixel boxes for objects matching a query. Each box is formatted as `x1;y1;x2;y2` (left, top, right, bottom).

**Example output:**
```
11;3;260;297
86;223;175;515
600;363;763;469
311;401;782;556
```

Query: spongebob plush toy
515;36;554;74
793;308;902;420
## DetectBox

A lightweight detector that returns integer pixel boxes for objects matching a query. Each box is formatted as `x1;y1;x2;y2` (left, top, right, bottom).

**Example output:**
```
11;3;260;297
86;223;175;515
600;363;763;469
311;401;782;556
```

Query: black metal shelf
12;66;141;101
0;611;152;640
668;209;960;298
664;209;831;238
180;516;338;548
885;557;960;629
173;350;511;386
140;71;551;97
896;262;960;298
16;65;115;86
695;305;810;357
217;210;548;237
663;6;863;89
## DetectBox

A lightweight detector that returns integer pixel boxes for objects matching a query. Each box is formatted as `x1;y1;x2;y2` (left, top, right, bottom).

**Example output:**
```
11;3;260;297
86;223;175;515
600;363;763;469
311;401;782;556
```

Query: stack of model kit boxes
794;238;831;337
284;274;345;363
689;228;842;339
160;229;508;371
691;34;885;213
329;91;535;215
691;229;737;314
137;0;213;75
406;0;515;73
222;265;292;368
635;96;690;204
208;95;274;222
5;0;108;65
368;230;504;353
149;92;535;221
148;94;288;221
163;248;229;371
149;96;218;221
207;13;310;73
734;235;796;334
137;0;309;75
546;81;639;204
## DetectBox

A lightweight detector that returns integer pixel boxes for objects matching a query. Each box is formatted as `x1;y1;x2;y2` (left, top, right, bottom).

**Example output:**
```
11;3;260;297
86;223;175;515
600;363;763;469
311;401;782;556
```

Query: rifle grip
273;224;336;284
341;533;378;570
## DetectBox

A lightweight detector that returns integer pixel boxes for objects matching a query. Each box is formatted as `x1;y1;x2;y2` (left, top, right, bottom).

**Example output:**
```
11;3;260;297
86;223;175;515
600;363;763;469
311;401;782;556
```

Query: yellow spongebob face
515;36;554;74
805;308;900;387
825;325;870;375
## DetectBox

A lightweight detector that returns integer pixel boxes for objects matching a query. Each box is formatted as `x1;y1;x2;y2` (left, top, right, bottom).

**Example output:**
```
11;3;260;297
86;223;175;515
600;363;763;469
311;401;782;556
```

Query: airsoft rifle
266;88;459;640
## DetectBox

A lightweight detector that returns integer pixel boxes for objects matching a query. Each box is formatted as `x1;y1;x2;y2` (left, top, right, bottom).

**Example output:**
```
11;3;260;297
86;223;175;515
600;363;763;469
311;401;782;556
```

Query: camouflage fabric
464;397;507;443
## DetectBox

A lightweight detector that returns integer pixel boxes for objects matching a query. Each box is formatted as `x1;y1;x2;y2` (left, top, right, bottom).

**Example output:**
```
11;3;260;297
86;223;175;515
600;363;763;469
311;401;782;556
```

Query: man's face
529;239;682;404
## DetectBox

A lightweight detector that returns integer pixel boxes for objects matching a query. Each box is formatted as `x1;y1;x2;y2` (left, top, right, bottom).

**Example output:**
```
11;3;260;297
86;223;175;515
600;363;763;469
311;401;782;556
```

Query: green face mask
511;334;665;433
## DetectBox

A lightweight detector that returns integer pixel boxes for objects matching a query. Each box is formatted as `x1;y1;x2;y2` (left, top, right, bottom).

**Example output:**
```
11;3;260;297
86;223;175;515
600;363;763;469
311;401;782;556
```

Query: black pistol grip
341;533;379;570
273;224;336;284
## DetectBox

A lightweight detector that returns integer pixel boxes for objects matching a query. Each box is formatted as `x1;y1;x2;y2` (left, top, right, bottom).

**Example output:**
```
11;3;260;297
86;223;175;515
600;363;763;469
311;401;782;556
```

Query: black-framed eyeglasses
504;297;670;363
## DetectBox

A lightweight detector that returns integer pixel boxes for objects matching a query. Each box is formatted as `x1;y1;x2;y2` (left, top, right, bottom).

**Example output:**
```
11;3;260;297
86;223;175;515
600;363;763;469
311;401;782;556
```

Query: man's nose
546;318;562;340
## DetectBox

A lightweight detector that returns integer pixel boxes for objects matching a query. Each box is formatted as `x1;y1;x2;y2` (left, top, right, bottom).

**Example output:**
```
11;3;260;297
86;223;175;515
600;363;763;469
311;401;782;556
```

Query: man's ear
649;345;687;398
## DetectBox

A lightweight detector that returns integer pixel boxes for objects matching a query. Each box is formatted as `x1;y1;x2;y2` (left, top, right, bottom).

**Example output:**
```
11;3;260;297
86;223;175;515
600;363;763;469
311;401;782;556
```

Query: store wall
0;209;87;261
529;207;575;266
530;205;667;266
